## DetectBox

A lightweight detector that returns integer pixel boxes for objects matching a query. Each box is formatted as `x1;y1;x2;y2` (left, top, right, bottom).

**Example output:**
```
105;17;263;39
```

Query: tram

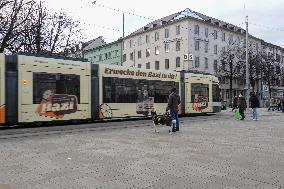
0;53;221;125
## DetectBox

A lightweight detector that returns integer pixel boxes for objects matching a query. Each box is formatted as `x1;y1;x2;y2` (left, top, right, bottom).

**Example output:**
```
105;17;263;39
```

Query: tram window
191;83;209;102
212;84;221;102
33;73;80;104
103;77;178;103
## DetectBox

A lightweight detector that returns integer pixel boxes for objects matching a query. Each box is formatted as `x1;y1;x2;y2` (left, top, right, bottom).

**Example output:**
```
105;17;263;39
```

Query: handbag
234;108;241;120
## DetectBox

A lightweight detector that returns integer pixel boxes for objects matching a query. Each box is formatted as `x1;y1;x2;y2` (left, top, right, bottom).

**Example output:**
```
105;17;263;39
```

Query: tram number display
37;90;78;119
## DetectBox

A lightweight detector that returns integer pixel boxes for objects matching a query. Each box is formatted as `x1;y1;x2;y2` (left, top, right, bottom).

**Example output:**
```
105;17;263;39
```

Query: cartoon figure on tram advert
192;94;208;112
37;90;78;119
136;89;154;116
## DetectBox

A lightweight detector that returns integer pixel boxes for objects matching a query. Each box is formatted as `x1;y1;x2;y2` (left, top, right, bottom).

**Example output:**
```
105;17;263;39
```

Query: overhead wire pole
123;13;125;38
245;15;250;105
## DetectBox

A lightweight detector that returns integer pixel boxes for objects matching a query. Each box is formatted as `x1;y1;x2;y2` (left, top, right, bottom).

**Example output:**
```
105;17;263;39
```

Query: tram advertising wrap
0;54;5;124
0;54;221;125
98;65;180;119
17;55;91;123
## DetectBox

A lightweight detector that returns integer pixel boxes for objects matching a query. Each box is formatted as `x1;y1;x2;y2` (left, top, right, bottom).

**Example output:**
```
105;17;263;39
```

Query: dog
151;111;175;134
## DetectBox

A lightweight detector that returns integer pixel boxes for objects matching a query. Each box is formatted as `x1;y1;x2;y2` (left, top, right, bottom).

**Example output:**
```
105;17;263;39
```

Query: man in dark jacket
249;92;260;121
282;97;284;113
232;96;238;112
238;94;247;120
166;88;181;132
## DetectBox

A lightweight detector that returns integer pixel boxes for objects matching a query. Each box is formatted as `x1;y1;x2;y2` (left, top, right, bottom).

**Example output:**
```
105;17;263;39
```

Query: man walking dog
166;88;181;132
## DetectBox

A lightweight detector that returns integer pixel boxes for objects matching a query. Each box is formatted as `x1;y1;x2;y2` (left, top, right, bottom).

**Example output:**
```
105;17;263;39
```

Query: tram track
0;114;233;140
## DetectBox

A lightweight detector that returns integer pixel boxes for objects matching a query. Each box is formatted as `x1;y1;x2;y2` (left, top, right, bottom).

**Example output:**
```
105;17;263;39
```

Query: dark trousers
239;108;245;120
170;111;179;129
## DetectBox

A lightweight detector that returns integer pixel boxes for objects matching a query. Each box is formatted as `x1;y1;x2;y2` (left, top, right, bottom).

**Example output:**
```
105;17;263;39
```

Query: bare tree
260;53;278;98
0;0;35;53
248;51;262;93
218;44;245;101
1;0;84;56
44;11;83;55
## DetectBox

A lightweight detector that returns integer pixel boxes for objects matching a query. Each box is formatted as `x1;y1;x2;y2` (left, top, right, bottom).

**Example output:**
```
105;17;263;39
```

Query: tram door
0;54;5;124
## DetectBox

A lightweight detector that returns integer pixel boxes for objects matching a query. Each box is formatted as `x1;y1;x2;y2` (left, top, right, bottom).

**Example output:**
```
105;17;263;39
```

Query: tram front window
191;83;209;102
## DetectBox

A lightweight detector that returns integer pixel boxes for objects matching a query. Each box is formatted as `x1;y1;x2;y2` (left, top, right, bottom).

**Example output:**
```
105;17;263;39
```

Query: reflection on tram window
191;83;209;102
103;77;178;103
212;84;221;102
33;73;80;104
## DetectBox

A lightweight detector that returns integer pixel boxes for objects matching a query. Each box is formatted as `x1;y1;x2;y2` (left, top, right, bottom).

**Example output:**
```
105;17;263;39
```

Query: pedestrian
238;94;247;120
249;92;260;121
277;99;281;111
282;97;284;113
232;96;238;112
268;98;274;111
166;88;181;132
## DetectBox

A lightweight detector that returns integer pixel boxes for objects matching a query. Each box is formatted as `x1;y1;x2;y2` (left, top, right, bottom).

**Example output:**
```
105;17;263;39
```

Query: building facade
261;41;284;105
83;37;122;66
121;8;263;103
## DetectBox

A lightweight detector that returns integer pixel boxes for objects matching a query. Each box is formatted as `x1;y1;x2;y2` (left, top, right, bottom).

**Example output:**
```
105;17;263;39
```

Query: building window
195;40;200;51
115;50;119;57
205;42;208;53
138;64;141;68
99;55;102;61
176;25;180;35
138;36;142;46
155;46;160;55
122;42;125;50
129;40;132;48
222;46;226;53
214;30;218;39
195;57;200;68
155;61;159;70
123;54;126;62
146;35;150;44
165;28;169;38
146;62;150;69
138;50;142;59
214;60;218;73
176;41;180;51
176;57;180;68
222;32;226;41
205;28;208;38
214;45;218;54
105;53;108;60
165;43;170;53
146;48;150;57
130;52;134;61
194;25;199;35
229;35;233;45
165;59;169;70
155;32;159;41
108;52;111;59
205;57;208;69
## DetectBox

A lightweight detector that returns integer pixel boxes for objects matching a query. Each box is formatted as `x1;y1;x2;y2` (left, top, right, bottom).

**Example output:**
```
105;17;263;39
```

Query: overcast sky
45;0;284;47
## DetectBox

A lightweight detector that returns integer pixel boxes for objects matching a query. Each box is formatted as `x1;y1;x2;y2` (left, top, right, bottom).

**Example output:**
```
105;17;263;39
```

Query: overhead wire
90;1;156;21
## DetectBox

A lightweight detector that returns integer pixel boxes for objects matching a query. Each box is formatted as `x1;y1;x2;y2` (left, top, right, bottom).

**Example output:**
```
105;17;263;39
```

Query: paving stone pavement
0;111;284;189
